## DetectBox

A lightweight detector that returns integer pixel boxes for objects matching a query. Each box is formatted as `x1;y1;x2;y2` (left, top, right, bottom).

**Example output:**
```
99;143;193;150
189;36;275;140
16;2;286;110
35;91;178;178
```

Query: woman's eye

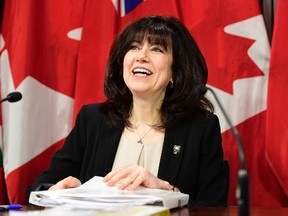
129;45;137;50
129;44;140;50
152;46;164;53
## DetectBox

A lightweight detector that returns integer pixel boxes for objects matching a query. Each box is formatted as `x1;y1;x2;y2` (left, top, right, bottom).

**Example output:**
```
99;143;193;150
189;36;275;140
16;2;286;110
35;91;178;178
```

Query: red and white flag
180;0;288;207
0;0;83;203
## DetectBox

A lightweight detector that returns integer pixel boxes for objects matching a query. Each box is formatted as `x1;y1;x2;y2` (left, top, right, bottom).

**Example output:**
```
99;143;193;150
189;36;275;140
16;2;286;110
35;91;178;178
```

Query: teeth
133;68;152;75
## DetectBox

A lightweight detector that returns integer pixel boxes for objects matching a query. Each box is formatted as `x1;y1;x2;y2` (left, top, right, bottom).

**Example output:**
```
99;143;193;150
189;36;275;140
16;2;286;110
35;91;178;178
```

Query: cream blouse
112;133;164;176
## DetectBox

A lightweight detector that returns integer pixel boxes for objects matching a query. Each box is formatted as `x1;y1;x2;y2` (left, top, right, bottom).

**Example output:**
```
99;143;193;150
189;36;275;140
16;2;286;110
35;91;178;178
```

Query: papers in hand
29;176;189;210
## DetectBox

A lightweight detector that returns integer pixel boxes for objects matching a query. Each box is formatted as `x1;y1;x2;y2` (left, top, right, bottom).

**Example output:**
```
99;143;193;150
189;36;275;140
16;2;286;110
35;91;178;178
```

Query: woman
27;16;227;207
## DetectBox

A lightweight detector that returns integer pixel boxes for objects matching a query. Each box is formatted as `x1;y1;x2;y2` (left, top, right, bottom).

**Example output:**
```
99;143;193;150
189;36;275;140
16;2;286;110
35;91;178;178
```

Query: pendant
137;140;143;144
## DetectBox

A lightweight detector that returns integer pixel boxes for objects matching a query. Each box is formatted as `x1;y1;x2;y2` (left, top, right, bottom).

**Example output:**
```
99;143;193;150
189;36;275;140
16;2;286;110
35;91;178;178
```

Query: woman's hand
48;176;81;190
103;164;172;191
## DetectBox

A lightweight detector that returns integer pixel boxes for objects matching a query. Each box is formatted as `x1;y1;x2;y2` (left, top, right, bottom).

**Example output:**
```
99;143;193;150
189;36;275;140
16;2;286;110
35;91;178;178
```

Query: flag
0;0;83;203
266;0;288;200
180;0;288;207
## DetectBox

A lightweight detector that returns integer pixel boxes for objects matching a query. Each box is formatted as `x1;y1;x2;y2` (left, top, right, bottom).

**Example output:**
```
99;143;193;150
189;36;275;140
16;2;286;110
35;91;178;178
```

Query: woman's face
123;39;173;100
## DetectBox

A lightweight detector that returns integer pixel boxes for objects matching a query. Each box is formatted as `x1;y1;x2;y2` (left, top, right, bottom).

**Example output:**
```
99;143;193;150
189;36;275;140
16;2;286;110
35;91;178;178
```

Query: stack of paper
29;176;189;210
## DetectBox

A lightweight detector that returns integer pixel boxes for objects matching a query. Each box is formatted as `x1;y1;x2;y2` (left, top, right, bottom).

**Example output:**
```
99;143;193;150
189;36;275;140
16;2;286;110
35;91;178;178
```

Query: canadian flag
0;0;82;203
182;0;288;207
1;0;287;207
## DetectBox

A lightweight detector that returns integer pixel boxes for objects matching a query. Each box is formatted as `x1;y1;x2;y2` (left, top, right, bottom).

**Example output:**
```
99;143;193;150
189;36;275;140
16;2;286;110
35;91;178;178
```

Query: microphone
197;84;249;216
0;92;23;103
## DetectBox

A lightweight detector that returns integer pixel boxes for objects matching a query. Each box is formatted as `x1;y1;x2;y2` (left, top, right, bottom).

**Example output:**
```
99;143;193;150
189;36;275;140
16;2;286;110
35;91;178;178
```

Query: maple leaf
209;15;270;131
186;2;265;94
0;46;74;174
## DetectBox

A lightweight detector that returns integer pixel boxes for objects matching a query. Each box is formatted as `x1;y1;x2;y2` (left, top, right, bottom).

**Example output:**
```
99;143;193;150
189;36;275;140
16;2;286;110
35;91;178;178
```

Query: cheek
123;51;134;64
123;53;133;71
122;67;133;90
161;61;173;81
123;55;130;78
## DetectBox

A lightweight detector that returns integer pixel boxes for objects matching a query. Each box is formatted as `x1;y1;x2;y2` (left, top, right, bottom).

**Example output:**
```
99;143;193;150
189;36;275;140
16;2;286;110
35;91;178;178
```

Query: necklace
136;126;154;144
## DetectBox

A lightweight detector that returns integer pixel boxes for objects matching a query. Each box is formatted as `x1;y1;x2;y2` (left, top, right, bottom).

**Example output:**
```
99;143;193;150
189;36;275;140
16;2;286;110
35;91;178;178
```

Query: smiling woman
104;16;213;129
27;16;227;207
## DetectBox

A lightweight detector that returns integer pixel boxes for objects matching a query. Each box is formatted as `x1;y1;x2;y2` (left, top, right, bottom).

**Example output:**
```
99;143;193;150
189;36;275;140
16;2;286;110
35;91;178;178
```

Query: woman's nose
135;49;149;62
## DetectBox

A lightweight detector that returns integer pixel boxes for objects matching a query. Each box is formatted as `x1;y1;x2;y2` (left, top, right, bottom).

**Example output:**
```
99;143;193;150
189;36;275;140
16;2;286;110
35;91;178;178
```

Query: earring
169;80;174;88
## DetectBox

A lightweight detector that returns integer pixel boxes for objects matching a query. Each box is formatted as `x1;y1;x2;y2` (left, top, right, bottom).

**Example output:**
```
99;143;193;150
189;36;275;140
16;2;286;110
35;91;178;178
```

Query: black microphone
0;92;23;103
196;84;249;216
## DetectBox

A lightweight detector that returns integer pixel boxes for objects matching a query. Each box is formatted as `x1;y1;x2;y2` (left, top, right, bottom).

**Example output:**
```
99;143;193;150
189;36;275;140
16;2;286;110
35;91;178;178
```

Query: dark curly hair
102;16;214;129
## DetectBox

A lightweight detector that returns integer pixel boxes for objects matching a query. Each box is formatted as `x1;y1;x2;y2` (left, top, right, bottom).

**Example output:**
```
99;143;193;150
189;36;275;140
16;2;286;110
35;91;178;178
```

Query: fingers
49;176;81;190
126;173;147;190
104;164;142;188
103;164;136;185
119;167;146;190
103;164;175;191
102;167;124;183
160;180;173;191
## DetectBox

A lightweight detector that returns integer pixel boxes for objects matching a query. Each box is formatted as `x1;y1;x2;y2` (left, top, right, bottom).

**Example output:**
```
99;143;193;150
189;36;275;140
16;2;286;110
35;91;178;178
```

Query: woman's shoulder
176;111;220;133
76;102;108;122
80;102;110;113
184;110;219;124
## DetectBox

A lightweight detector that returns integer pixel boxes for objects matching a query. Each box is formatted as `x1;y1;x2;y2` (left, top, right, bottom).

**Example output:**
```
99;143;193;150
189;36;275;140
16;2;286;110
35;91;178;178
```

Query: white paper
29;176;189;210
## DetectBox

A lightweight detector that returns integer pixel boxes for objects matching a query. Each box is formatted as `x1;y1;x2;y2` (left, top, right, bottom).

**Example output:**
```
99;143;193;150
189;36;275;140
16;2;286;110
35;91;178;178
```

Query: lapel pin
173;145;181;155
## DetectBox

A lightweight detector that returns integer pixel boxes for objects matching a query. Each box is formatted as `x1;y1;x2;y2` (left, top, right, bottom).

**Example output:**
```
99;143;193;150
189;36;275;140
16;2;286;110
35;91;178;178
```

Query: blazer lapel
158;125;188;185
95;123;124;176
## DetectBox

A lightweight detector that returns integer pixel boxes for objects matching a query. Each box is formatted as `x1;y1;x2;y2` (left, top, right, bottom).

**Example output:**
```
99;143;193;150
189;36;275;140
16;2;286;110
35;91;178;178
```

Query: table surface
1;205;288;216
171;207;288;216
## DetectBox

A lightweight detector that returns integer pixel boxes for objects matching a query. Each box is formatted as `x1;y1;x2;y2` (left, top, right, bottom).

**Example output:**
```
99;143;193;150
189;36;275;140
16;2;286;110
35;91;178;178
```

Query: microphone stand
205;86;250;216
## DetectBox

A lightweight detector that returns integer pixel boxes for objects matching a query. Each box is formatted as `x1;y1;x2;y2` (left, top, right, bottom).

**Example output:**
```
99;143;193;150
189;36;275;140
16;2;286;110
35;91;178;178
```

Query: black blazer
27;103;227;207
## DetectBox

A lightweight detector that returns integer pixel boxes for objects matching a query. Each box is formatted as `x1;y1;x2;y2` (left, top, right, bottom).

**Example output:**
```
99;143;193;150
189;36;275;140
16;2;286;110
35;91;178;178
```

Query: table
1;205;288;216
170;207;288;216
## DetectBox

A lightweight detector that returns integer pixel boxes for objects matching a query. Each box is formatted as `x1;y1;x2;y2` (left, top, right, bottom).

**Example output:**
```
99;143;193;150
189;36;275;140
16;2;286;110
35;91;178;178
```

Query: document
29;176;189;210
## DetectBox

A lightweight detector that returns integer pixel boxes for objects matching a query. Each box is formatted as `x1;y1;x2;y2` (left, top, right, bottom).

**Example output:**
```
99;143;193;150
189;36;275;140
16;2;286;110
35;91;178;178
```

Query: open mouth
133;68;153;76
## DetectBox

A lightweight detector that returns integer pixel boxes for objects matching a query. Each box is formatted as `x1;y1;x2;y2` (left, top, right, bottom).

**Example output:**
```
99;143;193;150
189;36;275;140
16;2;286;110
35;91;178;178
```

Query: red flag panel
266;0;288;200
